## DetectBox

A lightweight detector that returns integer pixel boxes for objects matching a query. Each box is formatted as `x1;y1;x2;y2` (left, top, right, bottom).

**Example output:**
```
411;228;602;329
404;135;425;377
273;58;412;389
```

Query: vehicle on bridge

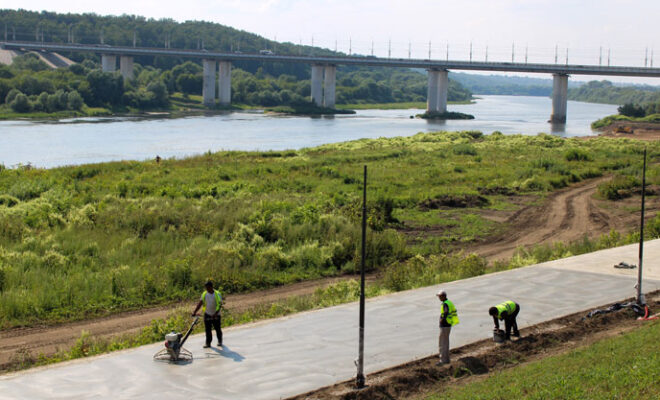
259;49;274;55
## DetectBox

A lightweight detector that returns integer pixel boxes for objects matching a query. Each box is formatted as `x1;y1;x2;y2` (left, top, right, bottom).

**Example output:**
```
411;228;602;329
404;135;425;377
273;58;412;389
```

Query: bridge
4;41;660;122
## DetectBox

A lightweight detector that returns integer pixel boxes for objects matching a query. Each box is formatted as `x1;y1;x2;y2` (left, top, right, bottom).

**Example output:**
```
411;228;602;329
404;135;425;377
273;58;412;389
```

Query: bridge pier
550;73;568;123
310;65;324;106
437;69;449;113
323;65;336;108
426;70;439;112
119;56;134;80
427;69;449;113
101;54;117;72
202;59;217;107
218;61;232;106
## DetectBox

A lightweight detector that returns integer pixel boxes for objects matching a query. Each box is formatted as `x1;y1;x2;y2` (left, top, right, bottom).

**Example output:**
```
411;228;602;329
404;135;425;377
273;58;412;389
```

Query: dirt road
471;177;639;261
1;177;655;370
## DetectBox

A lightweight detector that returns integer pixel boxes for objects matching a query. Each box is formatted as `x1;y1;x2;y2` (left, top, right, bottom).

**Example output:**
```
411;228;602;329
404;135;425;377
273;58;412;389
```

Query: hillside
0;9;472;108
568;80;660;105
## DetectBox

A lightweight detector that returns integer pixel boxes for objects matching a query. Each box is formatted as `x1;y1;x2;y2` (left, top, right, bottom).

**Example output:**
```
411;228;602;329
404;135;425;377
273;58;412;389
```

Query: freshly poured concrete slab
1;240;659;400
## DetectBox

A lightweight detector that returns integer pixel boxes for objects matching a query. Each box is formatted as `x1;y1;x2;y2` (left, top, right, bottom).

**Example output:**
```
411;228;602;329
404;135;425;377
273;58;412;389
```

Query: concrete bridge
4;41;660;123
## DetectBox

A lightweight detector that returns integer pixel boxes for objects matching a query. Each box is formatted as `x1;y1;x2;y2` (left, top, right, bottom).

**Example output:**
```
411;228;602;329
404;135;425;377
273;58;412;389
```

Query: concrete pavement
1;240;659;400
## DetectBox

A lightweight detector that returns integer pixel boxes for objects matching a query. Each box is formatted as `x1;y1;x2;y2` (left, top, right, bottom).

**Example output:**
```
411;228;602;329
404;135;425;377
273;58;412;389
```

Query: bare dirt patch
591;121;660;141
466;177;660;261
287;293;660;400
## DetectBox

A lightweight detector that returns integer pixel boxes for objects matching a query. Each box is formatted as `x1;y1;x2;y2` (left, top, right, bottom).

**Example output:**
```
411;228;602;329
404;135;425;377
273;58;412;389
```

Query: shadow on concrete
202;345;245;362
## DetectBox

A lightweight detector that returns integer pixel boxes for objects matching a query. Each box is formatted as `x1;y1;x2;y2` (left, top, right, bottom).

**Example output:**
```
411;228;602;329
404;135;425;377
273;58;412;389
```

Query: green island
416;111;475;120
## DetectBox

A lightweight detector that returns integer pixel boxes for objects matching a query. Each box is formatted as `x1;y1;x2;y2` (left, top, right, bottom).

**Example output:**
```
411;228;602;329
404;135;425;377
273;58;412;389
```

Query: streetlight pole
356;165;367;389
637;148;647;305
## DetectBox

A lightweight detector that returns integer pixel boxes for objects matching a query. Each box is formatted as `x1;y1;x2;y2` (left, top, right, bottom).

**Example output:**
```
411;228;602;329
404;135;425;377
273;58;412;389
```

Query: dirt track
1;177;656;370
471;177;636;261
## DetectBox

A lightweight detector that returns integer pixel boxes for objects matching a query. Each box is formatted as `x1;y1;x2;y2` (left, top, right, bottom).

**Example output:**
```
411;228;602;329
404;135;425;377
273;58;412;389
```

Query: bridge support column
436;69;449;113
323;65;336;108
310;65;324;107
101;54;117;72
218;61;232;106
427;69;449;113
202;59;217;107
119;56;134;80
550;73;568;123
426;69;439;112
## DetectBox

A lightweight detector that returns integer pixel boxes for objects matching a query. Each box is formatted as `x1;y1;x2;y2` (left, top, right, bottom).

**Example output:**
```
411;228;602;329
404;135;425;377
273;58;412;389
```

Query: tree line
1;54;471;114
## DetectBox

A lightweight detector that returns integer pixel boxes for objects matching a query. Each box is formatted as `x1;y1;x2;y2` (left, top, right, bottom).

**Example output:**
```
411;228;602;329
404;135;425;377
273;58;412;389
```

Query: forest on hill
0;9;471;115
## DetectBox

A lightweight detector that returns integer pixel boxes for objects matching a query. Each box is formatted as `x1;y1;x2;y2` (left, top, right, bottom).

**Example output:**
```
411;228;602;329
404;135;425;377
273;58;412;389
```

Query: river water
0;95;617;169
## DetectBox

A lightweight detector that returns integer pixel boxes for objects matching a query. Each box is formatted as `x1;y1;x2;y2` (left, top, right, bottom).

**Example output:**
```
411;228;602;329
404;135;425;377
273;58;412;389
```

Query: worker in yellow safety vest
489;300;520;340
192;280;223;348
437;289;459;365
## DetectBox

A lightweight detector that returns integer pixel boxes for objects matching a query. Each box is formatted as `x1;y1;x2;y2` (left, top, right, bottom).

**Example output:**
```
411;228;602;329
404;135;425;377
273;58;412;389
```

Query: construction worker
192;280;223;348
489;300;520;340
436;289;459;365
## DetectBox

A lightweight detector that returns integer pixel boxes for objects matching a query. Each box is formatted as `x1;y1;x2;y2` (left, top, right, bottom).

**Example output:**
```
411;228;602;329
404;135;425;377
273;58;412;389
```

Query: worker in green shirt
489;300;520;340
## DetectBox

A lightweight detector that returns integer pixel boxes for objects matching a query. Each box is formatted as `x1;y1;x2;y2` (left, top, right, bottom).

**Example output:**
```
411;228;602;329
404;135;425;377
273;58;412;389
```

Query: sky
4;0;660;84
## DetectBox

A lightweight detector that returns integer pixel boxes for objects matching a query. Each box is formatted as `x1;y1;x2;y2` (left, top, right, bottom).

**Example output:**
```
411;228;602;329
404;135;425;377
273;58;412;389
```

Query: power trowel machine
153;316;200;362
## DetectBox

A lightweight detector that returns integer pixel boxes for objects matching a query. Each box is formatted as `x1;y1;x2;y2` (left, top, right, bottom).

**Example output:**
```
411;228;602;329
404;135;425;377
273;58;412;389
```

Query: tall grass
0;131;658;328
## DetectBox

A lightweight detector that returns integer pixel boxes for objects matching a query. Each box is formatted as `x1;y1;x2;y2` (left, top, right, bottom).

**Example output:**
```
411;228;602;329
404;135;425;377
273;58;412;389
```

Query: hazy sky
5;0;660;83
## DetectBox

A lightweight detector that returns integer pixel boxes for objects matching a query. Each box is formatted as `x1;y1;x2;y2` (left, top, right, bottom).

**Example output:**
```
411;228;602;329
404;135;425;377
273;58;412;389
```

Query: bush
10;93;32;113
5;88;21;104
453;143;478;156
67;90;84;110
598;176;640;200
618;103;646;118
564;148;593;162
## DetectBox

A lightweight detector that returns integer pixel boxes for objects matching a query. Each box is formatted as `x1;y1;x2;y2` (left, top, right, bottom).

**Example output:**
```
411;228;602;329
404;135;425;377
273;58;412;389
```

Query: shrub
5;88;21;104
598;176;640;200
565;148;593;162
10;93;32;113
67;90;84;110
0;195;20;207
453;143;478;156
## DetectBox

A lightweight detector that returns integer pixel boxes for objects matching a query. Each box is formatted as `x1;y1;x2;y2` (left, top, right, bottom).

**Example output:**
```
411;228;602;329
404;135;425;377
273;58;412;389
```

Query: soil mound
420;194;489;209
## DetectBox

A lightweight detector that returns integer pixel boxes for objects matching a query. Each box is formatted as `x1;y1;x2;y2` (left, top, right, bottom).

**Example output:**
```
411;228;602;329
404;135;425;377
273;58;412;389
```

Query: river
0;95;617;169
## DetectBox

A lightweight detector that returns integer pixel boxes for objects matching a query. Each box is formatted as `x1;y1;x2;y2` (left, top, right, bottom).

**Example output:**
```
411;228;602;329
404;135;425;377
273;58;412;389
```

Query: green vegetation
1;131;659;330
591;113;660;130
425;320;660;400
569;80;660;108
0;9;472;119
450;72;554;96
6;228;652;372
417;111;475;120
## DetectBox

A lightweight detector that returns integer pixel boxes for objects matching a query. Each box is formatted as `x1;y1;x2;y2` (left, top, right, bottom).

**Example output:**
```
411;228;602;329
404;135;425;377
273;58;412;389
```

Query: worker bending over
192;281;223;348
489;300;520;340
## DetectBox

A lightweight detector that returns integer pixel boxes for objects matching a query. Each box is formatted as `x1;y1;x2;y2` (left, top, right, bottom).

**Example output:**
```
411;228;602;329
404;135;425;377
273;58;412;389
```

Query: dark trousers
504;304;520;339
204;314;223;345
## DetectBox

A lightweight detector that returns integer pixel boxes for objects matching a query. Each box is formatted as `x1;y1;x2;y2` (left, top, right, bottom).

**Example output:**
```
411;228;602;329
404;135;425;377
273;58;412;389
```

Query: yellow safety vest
200;290;222;313
495;301;516;319
442;299;459;326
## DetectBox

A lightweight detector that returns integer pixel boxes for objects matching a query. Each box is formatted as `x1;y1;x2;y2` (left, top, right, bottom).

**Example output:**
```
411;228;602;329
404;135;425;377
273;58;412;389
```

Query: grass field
1;131;659;329
425;320;660;400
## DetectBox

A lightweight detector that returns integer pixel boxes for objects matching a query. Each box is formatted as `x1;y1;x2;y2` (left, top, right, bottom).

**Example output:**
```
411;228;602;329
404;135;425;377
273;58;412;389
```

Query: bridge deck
3;41;660;77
